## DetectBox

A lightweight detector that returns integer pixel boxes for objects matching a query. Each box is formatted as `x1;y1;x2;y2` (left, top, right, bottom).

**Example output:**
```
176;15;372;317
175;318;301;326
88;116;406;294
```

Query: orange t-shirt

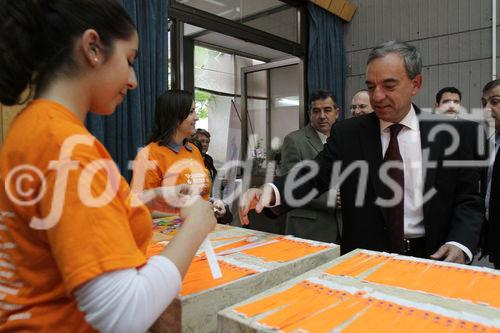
133;141;211;209
0;100;152;332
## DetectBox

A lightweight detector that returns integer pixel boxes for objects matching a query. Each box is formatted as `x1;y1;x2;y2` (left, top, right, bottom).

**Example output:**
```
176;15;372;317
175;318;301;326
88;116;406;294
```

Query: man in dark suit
240;40;484;264
279;90;340;243
482;79;500;269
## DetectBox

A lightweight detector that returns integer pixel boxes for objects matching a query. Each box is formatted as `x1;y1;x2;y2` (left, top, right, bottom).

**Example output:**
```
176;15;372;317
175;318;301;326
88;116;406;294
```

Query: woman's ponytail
0;1;43;105
0;0;136;106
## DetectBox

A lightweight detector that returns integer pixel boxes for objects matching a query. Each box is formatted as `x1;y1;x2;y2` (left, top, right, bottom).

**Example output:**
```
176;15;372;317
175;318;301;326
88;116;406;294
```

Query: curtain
86;0;168;181
307;3;346;119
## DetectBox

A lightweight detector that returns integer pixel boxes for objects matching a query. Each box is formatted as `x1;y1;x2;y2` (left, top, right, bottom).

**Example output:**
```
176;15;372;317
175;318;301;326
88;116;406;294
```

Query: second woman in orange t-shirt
132;90;226;217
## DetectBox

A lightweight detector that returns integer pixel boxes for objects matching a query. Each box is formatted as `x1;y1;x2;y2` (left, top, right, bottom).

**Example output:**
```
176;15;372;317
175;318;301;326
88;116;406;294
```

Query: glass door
241;58;304;183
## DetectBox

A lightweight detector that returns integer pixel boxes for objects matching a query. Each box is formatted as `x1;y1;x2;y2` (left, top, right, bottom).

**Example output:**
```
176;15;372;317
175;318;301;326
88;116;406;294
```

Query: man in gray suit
279;90;340;242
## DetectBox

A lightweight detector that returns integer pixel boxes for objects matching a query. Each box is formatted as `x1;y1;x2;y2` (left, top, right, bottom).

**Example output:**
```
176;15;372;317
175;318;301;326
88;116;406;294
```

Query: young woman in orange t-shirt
0;1;215;332
132;90;227;218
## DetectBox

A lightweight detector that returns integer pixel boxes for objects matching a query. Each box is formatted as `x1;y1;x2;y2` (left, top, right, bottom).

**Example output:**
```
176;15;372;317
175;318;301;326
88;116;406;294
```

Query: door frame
241;57;304;160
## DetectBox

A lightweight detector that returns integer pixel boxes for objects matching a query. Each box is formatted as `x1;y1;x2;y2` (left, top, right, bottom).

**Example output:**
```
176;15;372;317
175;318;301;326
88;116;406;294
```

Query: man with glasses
350;89;374;117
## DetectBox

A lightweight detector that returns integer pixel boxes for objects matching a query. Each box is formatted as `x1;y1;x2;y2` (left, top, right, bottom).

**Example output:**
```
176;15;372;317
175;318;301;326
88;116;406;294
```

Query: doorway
169;0;307;232
241;58;304;181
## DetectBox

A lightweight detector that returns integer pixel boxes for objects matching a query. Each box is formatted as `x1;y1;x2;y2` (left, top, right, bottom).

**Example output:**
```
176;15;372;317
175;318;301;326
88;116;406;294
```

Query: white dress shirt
269;105;472;260
486;133;500;219
379;105;425;238
315;130;328;144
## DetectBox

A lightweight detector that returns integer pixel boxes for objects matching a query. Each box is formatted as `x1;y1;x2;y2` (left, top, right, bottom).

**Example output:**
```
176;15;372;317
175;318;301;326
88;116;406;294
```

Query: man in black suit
239;40;484;264
482;79;500;269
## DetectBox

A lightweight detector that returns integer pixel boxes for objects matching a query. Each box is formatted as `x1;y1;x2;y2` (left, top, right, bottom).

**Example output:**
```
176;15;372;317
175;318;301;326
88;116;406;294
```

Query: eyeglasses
350;104;368;110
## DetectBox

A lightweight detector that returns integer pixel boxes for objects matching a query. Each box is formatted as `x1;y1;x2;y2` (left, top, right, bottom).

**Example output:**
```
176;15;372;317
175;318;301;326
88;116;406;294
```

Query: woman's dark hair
0;0;136;106
148;90;194;147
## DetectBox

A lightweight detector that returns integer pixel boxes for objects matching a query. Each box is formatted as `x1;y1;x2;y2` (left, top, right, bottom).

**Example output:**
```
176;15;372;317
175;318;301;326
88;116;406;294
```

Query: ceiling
186;25;293;61
179;0;299;62
177;0;285;22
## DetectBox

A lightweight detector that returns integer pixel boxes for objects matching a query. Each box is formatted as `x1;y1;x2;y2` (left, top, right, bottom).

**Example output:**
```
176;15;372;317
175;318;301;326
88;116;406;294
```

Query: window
194;45;265;166
176;0;300;43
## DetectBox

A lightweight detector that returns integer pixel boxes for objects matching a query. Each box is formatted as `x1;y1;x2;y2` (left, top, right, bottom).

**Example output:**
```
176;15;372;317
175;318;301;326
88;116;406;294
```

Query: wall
0;103;26;149
344;0;500;113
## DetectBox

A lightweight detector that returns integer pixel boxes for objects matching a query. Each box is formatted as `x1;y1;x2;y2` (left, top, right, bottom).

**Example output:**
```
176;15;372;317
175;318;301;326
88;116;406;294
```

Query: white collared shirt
315;130;328;144
379;105;471;260
486;133;500;219
379;105;425;238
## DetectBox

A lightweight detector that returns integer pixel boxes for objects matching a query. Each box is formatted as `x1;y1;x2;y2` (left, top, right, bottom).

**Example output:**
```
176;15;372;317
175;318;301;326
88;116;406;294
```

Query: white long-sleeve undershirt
75;255;181;333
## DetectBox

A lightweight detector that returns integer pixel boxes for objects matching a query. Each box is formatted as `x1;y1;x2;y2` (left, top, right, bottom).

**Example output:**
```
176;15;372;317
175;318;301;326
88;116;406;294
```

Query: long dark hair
0;0;136;106
148;90;194;147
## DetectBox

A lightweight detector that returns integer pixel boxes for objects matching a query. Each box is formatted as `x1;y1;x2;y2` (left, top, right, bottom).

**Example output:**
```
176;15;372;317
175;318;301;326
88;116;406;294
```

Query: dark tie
384;123;405;253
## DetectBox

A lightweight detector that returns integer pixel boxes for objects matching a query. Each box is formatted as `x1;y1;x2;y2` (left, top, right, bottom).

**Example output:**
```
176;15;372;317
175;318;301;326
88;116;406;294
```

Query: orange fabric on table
342;300;415;333
241;237;330;262
193;239;253;262
258;282;341;329
133;141;211;214
365;258;500;308
233;283;309;318
342;299;496;333
180;259;257;296
472;272;500;308
282;295;369;333
0;100;152;332
324;252;389;277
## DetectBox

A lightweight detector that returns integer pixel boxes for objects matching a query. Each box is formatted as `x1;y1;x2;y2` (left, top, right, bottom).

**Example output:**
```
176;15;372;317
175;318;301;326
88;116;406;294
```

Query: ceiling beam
309;0;357;22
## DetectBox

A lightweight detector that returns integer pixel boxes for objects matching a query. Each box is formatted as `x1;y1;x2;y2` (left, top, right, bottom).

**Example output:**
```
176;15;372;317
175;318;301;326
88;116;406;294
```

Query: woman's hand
138;184;195;212
180;196;217;237
161;197;217;277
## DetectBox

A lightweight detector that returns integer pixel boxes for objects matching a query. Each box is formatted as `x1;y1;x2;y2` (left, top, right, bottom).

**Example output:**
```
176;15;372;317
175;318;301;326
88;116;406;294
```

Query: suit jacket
273;106;484;255
279;124;339;243
486;145;500;262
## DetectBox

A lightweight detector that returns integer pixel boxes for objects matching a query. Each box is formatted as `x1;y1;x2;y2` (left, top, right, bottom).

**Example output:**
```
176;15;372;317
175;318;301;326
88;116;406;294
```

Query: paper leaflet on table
146;214;223;279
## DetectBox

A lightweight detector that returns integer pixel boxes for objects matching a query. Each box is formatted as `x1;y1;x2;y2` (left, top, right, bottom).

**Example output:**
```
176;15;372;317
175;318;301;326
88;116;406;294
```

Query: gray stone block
150;226;340;333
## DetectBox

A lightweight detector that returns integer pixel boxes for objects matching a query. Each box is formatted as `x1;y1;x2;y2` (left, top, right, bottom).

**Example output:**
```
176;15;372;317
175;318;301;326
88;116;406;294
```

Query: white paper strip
219;257;267;273
215;239;280;256
283;235;337;247
201;238;222;279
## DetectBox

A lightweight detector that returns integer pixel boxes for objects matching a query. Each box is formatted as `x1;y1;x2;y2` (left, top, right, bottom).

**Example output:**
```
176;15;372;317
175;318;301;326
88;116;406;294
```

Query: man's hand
430;244;466;264
239;185;276;225
210;198;226;218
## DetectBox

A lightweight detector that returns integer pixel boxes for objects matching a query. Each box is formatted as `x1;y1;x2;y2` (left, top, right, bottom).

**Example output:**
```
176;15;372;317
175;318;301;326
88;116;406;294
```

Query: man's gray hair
367;40;422;79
